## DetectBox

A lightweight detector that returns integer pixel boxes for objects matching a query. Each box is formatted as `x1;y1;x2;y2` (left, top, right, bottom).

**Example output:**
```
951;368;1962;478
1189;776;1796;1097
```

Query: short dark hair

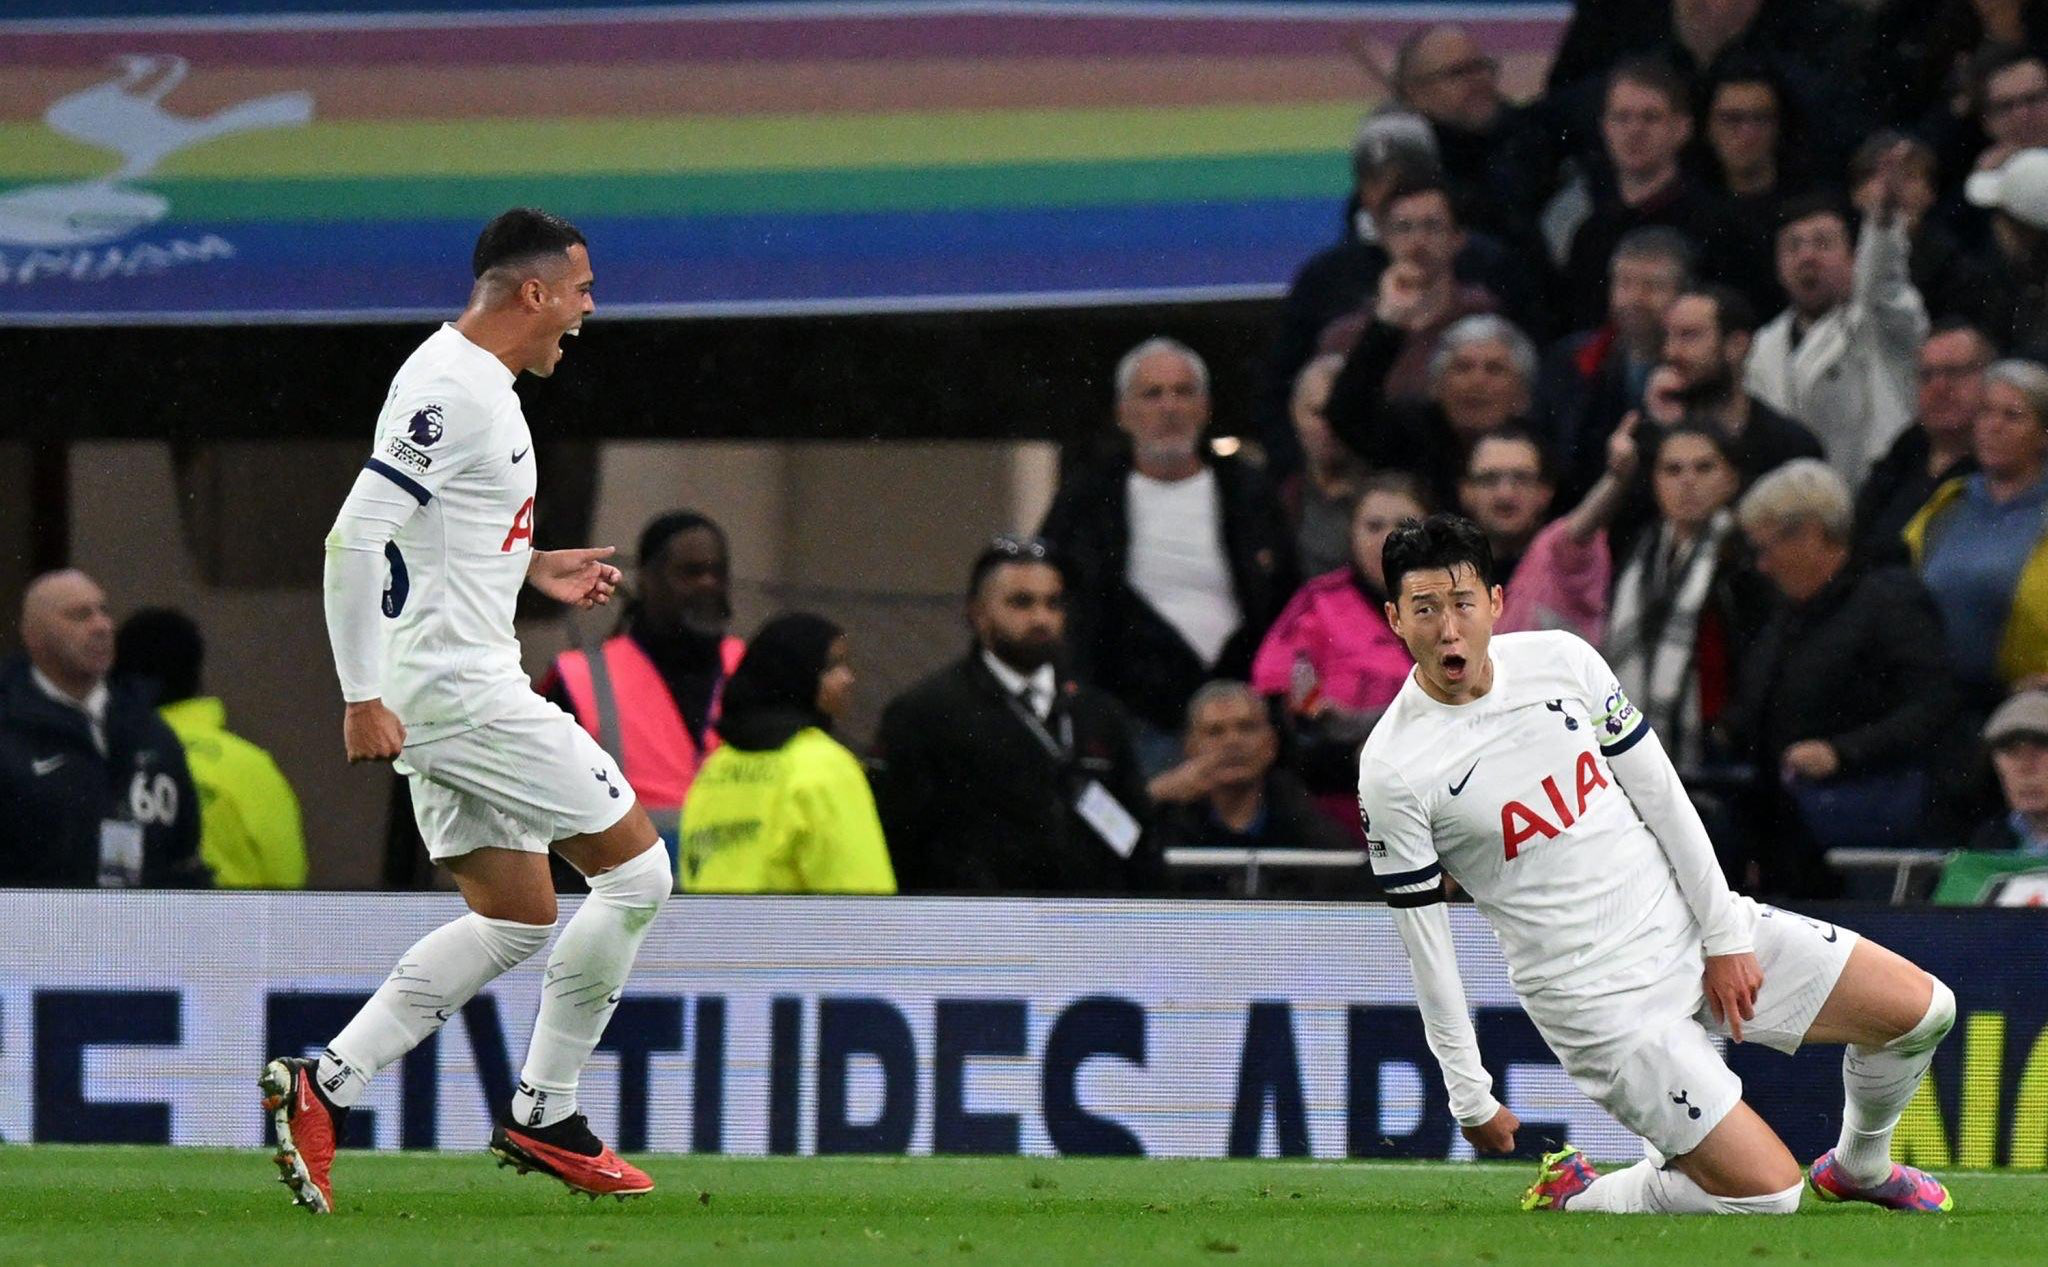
1681;284;1758;339
1973;44;2048;115
1466;426;1556;487
471;207;587;280
1382;513;1496;600
1849;129;1935;189
638;510;727;571
114;607;203;705
1927;315;1998;360
1607;55;1690;116
1383;175;1457;223
1612;225;1696;280
969;535;1060;598
1648;419;1741;473
1776;191;1857;247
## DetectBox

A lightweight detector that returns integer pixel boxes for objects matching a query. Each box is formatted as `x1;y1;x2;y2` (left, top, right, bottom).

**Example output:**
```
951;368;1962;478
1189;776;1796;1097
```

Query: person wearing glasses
1388;24;1552;255
1853;322;1989;564
870;536;1161;895
1038;337;1296;776
1457;429;1557;585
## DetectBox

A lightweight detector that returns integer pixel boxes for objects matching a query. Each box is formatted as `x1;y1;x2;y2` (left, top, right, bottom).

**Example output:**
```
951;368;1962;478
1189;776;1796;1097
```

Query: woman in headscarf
679;613;895;894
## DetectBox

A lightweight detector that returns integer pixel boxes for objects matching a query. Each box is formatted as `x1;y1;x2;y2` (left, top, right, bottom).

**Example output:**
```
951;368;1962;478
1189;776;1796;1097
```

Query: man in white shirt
1040;338;1295;774
1360;513;1955;1214
262;209;670;1213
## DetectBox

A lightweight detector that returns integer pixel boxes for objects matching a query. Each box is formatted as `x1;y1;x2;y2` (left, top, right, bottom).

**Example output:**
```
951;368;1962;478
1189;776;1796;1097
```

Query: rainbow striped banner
0;2;1564;325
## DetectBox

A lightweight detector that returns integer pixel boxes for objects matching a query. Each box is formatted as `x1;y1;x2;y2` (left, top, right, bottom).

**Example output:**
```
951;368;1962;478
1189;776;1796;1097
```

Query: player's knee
1890;976;1955;1055
1714;1181;1803;1215
466;911;555;970
587;842;672;911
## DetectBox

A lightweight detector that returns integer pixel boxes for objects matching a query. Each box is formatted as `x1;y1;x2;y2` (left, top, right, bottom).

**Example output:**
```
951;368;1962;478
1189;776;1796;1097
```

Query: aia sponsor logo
1500;749;1609;859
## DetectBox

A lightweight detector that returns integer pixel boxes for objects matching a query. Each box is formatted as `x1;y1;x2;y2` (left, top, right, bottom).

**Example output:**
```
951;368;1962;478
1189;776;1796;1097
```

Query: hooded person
678;613;895;893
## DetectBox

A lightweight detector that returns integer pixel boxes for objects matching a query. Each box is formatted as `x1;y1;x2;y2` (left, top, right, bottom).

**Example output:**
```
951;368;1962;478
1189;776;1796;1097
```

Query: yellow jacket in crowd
679;728;895;894
1904;477;2048;688
160;696;308;889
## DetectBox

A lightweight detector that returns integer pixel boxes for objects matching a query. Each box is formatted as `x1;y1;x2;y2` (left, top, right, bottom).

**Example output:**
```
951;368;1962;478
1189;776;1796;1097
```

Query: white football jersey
360;323;538;738
1358;630;1702;1003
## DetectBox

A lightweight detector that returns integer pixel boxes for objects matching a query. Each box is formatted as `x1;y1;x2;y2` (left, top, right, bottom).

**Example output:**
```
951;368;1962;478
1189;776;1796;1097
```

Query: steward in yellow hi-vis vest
679;613;895;894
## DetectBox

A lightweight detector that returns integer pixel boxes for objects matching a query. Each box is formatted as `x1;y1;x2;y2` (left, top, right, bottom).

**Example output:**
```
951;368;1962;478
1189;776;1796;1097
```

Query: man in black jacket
1039;338;1296;772
1854;321;1987;563
871;540;1160;894
0;569;203;887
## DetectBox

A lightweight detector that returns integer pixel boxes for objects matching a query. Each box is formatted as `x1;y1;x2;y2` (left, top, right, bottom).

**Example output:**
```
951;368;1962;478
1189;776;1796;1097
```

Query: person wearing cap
869;537;1161;895
1964;147;2048;357
1724;460;1955;897
1933;690;2048;905
1250;111;1542;479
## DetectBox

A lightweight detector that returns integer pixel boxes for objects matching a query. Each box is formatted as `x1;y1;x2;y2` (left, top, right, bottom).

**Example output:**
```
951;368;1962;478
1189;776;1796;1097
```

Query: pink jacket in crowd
1250;569;1413;711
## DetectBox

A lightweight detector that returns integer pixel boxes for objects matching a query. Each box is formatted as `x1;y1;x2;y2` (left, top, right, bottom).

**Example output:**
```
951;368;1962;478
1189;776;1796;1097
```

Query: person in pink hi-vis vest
538;512;743;856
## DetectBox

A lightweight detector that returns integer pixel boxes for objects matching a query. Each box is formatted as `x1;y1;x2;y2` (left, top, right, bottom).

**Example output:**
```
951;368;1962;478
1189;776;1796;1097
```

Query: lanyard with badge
1000;689;1142;860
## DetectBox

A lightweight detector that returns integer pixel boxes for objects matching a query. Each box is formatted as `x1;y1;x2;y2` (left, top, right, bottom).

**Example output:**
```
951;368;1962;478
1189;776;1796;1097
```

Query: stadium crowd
8;0;2048;905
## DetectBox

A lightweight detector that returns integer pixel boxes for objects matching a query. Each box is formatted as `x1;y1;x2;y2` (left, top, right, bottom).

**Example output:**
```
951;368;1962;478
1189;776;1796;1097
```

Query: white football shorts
1532;898;1859;1159
396;690;636;861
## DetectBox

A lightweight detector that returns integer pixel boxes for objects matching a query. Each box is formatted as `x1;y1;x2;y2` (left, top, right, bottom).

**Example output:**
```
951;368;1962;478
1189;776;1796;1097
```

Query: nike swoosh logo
511;447;530;463
31;755;65;776
1448;759;1479;796
595;1167;623;1179
1821;927;1838;943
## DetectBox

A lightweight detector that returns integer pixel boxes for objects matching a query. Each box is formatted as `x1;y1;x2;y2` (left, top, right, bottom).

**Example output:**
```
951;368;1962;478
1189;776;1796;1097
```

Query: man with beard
1614;285;1822;557
870;536;1161;894
540;510;744;855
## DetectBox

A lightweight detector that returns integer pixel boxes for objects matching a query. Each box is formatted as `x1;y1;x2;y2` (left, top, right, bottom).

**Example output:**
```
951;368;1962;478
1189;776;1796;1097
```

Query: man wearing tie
870;536;1161;893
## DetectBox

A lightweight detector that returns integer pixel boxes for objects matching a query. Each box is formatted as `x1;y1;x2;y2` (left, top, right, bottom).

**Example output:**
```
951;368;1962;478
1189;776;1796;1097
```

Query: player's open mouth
1441;653;1468;678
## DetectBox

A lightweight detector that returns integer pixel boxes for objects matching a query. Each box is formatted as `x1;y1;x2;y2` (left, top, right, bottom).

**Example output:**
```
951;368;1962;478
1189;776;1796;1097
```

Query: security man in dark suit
0;569;203;887
870;537;1162;894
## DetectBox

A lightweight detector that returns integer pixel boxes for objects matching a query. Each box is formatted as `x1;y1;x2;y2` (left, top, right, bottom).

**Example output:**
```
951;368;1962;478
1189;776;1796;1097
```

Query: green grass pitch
2;1148;2044;1266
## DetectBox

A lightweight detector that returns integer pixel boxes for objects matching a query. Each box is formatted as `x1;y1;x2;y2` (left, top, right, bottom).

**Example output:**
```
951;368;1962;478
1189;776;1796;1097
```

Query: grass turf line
0;1148;2042;1266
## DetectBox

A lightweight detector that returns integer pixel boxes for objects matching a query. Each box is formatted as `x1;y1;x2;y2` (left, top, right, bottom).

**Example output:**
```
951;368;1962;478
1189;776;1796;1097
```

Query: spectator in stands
1539;226;1692;505
1848;132;2014;345
1965;690;2048;855
113;608;306;889
679;613;894;894
1603;423;1770;771
1647;285;1825;489
1151;681;1356;895
1250;473;1426;828
1498;412;1640;643
1251;114;1539;477
1280;353;1365;578
1560;57;1763;332
1971;46;2048;174
1388;24;1552;250
1868;0;2048;136
1315;177;1499;402
0;570;202;888
1906;358;2048;711
1726;460;1956;896
1325;311;1537;511
872;537;1160;894
1934;690;2048;905
1701;57;1805;262
1855;321;1989;562
1039;338;1294;774
1964;148;2048;357
1458;429;1555;584
539;510;744;854
1744;180;1930;487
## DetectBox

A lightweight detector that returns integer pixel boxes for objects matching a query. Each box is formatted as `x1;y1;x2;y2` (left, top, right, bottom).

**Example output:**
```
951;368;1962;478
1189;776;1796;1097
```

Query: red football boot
490;1114;654;1200
259;1056;348;1214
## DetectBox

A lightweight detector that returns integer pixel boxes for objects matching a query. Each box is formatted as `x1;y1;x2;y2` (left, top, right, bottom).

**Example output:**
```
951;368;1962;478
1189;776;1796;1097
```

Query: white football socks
509;843;670;1130
1569;1160;1800;1214
1835;976;1956;1185
318;912;554;1108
